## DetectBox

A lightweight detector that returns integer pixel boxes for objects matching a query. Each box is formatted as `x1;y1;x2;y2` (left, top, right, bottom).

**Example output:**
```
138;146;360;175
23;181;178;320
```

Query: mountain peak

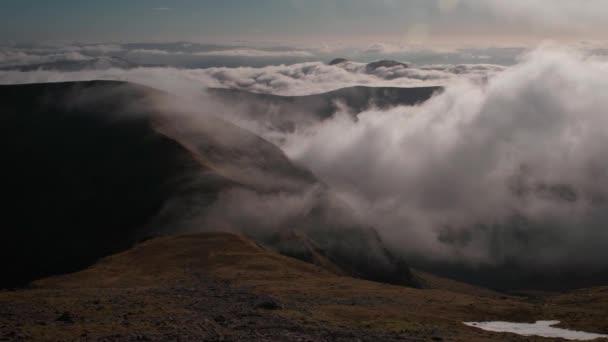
328;58;349;66
365;60;408;72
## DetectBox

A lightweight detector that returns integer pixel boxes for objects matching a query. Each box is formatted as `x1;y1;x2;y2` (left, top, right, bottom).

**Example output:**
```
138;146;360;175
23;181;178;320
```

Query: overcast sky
1;0;608;47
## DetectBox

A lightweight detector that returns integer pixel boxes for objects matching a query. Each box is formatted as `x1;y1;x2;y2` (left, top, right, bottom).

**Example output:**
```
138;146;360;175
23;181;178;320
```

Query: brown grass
2;232;608;341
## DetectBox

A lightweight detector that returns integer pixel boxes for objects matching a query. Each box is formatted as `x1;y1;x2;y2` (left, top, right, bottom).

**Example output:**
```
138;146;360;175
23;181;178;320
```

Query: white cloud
200;61;502;95
124;47;313;60
276;48;608;268
0;60;503;95
0;50;91;67
194;49;314;58
77;44;124;54
364;43;406;54
127;49;173;56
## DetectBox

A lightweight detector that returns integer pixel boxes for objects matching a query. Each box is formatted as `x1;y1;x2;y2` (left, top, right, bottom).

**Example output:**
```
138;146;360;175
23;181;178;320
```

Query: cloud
126;48;314;58
275;48;608;270
0;50;92;67
200;61;502;95
0;59;503;95
194;49;314;58
127;49;173;56
362;43;458;55
77;44;124;54
0;41;530;71
364;43;406;54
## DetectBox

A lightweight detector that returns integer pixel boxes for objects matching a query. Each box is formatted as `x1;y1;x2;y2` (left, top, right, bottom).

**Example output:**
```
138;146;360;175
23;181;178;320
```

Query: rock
56;311;75;324
256;300;282;310
365;60;408;72
329;58;348;65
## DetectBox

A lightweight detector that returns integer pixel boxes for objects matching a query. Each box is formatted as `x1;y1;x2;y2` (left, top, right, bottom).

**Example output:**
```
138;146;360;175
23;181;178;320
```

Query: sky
2;0;608;48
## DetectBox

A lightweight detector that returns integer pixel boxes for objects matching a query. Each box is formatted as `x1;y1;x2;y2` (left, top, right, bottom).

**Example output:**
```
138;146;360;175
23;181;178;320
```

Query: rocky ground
1;233;607;342
0;271;420;342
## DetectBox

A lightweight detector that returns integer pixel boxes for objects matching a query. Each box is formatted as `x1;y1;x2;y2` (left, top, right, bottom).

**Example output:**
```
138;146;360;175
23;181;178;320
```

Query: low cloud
194;49;314;58
0;50;92;67
0;41;530;70
126;48;314;58
127;49;173;56
0;59;503;95
276;48;608;270
364;43;406;54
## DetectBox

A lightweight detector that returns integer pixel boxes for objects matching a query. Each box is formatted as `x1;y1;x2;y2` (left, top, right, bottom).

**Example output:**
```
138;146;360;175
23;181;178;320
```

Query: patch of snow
464;321;607;341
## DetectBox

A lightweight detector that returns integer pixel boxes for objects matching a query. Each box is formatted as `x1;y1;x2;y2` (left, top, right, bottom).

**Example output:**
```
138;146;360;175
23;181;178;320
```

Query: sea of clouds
0;42;506;95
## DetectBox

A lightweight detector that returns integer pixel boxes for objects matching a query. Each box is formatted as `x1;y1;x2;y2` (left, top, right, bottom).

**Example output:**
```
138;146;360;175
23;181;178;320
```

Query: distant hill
328;58;409;71
208;85;441;132
328;58;349;65
365;60;409;72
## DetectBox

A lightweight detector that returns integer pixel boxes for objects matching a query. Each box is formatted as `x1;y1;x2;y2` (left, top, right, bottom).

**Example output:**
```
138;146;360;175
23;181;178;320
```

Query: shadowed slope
0;81;418;289
0;81;314;287
0;81;215;287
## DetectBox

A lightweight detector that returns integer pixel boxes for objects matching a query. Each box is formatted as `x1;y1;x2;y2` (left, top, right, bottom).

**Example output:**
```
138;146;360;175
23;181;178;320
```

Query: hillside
1;233;606;341
0;81;417;289
207;85;441;132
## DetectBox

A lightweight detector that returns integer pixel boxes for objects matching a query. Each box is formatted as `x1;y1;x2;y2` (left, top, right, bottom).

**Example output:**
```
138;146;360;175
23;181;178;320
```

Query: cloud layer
277;48;608;270
0;59;503;96
0;41;527;70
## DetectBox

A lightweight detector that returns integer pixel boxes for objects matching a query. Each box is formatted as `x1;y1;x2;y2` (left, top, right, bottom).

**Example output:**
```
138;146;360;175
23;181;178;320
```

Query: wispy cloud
194;49;314;58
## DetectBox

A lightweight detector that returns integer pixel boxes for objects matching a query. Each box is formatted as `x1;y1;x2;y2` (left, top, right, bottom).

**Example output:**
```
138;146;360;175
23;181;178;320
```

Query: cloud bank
0;60;502;96
277;48;608;270
0;42;528;70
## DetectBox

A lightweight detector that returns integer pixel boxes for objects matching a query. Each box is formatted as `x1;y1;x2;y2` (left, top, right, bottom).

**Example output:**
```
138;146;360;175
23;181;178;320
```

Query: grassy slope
2;233;606;341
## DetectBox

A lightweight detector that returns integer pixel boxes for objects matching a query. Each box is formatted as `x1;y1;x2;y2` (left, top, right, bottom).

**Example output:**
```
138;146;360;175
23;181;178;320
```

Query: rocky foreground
1;233;607;342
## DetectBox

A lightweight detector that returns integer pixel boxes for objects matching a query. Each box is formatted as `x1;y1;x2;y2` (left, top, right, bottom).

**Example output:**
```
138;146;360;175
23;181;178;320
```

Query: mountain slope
207;85;441;132
0;81;316;287
0;81;210;287
0;81;418;289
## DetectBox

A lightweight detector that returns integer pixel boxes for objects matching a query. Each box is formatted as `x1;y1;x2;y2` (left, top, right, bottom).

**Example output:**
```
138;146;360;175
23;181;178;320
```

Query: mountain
207;86;441;132
0;81;229;287
365;59;409;72
328;58;409;71
0;81;416;288
328;58;349;65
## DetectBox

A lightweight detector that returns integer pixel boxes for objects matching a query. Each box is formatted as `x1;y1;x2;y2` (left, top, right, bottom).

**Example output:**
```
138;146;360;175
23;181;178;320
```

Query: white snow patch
464;321;608;340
